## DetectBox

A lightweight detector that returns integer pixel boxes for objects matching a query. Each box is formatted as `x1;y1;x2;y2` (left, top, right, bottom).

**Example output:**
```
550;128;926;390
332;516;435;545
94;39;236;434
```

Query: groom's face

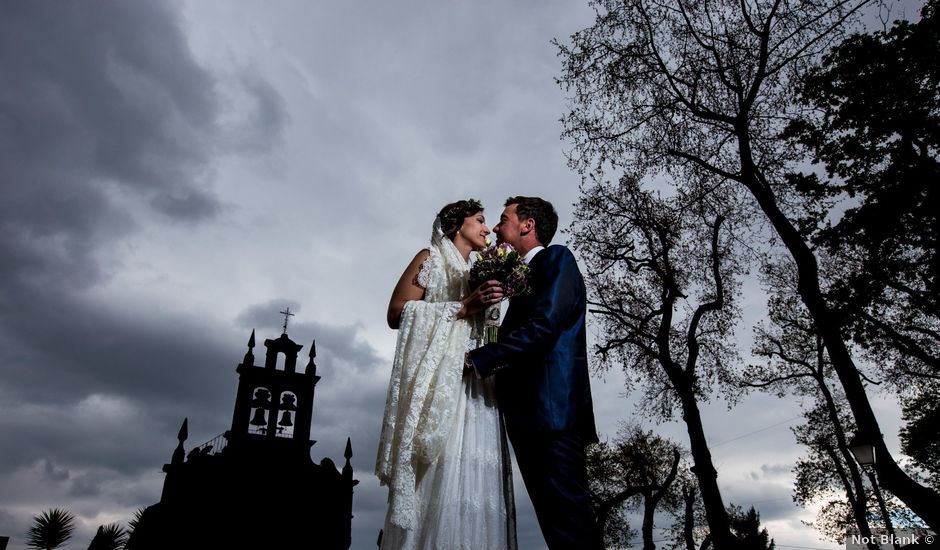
494;204;526;249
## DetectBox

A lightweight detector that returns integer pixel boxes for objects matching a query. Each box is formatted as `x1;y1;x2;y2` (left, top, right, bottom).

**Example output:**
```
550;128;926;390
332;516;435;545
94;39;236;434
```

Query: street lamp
848;432;876;467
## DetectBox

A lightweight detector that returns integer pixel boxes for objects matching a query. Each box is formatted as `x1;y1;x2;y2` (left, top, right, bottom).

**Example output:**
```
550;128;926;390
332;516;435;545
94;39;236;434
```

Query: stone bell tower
226;326;320;454
127;314;358;550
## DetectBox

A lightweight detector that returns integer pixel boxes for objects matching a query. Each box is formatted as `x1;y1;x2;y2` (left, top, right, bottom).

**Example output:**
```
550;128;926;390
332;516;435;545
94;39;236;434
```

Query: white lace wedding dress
375;219;517;550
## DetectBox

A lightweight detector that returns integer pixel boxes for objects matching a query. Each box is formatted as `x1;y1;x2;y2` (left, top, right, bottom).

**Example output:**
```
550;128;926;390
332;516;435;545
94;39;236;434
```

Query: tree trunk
642;493;657;550
816;369;879;549
868;470;901;550
683;487;697;550
678;387;736;549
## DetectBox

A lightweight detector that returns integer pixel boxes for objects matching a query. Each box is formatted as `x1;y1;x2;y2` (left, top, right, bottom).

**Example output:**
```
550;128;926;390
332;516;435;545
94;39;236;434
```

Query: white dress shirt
523;245;545;265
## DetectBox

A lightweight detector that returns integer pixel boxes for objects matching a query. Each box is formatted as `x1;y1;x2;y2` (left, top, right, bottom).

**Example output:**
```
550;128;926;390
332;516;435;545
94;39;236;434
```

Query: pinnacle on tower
243;329;256;366
343;437;353;478
306;339;317;375
171;418;188;465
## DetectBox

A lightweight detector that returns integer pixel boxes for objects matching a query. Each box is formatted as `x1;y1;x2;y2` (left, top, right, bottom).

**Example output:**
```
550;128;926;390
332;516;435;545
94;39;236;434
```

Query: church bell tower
129;308;358;550
226;320;321;456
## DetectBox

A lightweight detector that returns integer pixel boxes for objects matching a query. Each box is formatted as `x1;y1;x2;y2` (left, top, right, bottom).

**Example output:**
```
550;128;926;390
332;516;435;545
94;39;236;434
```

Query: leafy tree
571;173;748;548
87;524;127;550
26;508;75;550
587;440;640;547
743;263;919;545
784;0;940;385
786;0;940;498
789;401;911;548
728;506;774;550
557;0;940;527
671;481;709;550
587;424;685;549
899;382;940;490
743;266;880;544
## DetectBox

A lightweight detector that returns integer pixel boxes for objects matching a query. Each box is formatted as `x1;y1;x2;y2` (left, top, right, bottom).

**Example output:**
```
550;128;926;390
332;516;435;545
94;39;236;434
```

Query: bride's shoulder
414;248;443;288
411;248;431;264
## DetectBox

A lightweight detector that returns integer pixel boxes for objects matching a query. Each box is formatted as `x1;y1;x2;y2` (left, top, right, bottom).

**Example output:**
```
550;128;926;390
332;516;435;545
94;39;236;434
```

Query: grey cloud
761;463;793;477
150;188;221;222
0;0;285;293
234;298;303;334
39;459;70;484
0;288;234;410
223;75;289;153
0;508;17;539
67;470;108;499
728;487;797;523
0;1;287;498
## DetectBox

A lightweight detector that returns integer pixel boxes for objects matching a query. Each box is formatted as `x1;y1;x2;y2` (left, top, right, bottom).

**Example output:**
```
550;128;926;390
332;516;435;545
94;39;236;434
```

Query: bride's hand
458;280;504;318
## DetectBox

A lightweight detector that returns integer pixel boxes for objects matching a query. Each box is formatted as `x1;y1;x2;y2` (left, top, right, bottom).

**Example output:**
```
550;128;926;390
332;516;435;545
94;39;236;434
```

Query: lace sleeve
415;248;434;289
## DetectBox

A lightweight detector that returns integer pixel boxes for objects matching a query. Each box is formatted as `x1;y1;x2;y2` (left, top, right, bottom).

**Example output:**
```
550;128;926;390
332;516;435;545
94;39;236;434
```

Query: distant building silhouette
126;330;358;549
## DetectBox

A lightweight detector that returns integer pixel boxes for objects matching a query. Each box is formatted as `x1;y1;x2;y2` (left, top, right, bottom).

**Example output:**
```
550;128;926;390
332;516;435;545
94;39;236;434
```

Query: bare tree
571;174;748;548
587;423;685;549
557;0;940;526
742;263;919;546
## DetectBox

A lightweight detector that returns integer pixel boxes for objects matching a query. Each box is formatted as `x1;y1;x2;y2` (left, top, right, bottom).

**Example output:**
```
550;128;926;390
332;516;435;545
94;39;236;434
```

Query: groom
466;196;602;548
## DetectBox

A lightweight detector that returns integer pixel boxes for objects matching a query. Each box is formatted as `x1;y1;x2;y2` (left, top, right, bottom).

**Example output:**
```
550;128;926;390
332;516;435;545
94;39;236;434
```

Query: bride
375;199;517;549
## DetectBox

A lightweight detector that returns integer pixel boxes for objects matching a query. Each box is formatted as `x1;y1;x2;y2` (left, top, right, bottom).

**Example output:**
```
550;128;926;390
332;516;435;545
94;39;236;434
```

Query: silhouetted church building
127;328;358;549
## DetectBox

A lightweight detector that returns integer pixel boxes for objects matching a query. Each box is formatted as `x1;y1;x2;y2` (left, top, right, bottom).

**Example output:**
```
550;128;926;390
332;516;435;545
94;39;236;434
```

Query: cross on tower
280;307;295;334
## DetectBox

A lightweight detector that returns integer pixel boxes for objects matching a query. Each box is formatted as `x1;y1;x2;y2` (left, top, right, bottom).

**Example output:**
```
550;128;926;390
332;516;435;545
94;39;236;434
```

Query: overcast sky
0;1;924;549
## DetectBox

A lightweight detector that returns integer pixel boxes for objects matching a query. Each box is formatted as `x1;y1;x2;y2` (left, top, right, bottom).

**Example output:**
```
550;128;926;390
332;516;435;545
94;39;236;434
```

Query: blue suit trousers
510;430;604;549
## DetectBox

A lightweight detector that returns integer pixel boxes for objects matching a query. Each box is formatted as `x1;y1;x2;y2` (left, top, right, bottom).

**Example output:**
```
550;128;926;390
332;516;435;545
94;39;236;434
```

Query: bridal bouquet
469;239;531;343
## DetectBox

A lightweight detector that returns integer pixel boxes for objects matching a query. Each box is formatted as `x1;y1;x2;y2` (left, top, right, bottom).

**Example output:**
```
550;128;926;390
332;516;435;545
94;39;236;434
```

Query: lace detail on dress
416;248;436;289
442;302;462;323
376;217;516;549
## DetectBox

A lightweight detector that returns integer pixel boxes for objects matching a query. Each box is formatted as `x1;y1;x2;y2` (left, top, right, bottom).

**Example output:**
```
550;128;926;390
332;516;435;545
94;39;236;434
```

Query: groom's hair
505;196;557;245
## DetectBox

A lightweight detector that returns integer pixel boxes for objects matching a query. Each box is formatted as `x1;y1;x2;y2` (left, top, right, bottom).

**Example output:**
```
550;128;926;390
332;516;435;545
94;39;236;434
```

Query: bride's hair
437;199;483;240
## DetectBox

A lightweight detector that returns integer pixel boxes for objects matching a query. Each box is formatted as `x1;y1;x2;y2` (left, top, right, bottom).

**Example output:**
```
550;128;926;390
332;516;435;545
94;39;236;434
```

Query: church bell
250;408;267;426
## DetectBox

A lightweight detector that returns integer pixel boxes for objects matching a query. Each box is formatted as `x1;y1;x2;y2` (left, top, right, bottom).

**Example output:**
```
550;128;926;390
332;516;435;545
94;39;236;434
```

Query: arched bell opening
248;387;272;436
275;391;298;439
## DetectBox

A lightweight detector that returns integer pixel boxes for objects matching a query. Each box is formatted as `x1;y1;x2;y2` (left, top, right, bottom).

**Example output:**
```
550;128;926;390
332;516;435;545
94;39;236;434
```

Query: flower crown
438;198;483;223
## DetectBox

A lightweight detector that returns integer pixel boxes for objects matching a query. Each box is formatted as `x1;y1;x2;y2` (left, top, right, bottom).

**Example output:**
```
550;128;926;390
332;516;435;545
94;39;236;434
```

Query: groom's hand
463;353;476;376
463;353;480;378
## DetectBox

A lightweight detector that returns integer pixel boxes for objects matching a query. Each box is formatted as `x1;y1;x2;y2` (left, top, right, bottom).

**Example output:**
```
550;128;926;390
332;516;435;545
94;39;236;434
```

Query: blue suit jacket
468;245;598;444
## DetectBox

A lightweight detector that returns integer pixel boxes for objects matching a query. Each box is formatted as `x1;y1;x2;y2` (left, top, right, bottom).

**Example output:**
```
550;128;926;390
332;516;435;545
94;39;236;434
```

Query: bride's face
456;211;490;250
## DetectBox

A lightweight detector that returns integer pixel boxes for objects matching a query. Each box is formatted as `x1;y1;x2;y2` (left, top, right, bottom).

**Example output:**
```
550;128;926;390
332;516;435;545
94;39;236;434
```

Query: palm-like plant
123;508;147;550
87;523;127;550
26;508;76;550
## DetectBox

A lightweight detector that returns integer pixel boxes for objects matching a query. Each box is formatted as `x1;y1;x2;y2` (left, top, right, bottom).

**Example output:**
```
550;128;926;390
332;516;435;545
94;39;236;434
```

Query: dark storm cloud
0;0;287;457
0;3;288;540
0;293;391;541
0;0;285;293
0;292;390;471
0;289;238;474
